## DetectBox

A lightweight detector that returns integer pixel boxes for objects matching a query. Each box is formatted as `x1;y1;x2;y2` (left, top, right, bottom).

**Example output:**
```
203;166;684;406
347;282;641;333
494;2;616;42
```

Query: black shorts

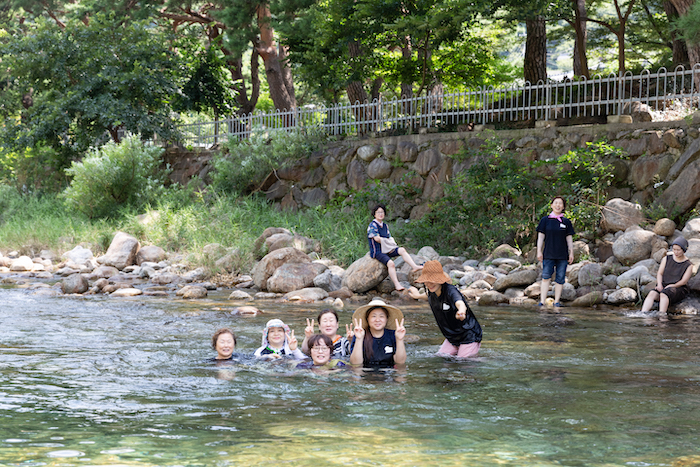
661;286;690;305
372;248;399;265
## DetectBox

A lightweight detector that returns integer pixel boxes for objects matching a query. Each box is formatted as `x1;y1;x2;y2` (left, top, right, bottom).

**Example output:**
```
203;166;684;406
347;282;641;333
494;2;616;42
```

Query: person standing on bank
408;261;482;358
367;203;423;291
536;196;574;307
641;236;694;318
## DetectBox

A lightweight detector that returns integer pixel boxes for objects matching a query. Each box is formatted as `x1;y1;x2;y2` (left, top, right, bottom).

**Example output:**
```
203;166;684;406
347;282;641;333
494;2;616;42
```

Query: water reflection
2;288;700;465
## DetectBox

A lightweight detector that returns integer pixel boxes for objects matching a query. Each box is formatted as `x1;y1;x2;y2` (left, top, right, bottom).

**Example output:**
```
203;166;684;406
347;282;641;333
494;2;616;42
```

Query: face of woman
424;281;441;293
318;312;339;337
672;244;685;258
215;333;235;359
551;198;565;214
267;327;286;348
374;208;385;222
367;309;388;333
310;342;332;365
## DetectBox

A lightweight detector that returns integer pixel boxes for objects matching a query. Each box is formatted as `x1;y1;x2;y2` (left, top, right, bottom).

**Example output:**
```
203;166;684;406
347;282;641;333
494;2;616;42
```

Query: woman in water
211;328;238;361
254;319;306;360
295;334;347;370
641;236;694;318
536;196;575;307
301;309;351;359
349;299;406;368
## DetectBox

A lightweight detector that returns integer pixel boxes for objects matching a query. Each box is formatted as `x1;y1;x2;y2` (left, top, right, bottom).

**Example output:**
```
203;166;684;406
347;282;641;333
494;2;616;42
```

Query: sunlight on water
1;287;700;465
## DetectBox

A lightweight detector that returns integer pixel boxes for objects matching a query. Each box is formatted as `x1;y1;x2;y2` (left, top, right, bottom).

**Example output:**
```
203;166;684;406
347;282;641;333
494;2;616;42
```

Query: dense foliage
63;135;169;218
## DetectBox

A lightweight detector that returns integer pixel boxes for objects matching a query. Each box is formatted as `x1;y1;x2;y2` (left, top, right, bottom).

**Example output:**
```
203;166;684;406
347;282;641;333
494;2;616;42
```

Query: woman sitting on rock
641;237;694;318
367;203;422;291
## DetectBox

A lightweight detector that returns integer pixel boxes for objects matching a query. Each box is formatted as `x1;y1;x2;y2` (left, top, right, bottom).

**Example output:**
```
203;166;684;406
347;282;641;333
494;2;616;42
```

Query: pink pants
437;340;481;358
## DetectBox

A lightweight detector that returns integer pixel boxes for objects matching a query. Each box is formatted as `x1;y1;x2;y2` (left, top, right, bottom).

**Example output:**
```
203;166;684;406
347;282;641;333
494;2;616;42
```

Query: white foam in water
623;309;658;318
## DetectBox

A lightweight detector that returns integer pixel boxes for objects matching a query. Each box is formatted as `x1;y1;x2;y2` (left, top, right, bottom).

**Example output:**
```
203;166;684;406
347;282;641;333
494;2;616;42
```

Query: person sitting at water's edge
295;334;348;370
408;261;482;358
254;319;306;360
210;328;240;362
349;299;406;368
367;203;423;292
301;309;352;359
641;236;695;318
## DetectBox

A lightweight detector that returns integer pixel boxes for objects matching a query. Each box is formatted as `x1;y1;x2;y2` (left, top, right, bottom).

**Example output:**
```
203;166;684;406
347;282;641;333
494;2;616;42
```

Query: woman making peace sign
349;299;406;368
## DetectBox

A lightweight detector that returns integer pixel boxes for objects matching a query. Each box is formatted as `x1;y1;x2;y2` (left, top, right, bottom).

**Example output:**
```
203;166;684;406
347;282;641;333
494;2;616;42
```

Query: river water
1;286;700;466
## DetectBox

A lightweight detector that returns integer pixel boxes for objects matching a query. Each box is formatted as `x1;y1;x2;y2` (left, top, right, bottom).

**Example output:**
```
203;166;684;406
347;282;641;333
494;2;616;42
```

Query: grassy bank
0;186;369;272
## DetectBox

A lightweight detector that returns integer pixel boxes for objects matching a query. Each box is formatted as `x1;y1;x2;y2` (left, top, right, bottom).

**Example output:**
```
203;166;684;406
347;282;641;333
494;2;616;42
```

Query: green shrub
63;135;168;218
210;128;327;195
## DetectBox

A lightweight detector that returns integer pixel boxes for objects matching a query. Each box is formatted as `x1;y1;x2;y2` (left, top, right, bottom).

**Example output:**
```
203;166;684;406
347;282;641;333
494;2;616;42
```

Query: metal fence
176;65;700;147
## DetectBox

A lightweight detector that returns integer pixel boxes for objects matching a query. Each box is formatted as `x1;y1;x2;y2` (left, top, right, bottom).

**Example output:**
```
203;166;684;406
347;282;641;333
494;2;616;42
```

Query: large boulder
99;232;140;270
267;262;322;293
341;253;388;293
265;232;321;255
672;297;700;315
10;256;35;272
605;287;638;305
616;265;655;288
62;273;89;294
571;291;604;307
313;267;343;292
659;159;700;215
612;229;655;265
62;245;94;265
601;199;644;233
477;290;509;306
367;157;393;179
136;245;166;265
252;247;312;291
492;268;538;292
578;262;603;287
653;218;677;237
682;218;700;240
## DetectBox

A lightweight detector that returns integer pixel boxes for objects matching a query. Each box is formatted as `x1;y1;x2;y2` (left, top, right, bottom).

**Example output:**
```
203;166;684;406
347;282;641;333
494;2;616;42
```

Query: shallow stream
1;287;700;466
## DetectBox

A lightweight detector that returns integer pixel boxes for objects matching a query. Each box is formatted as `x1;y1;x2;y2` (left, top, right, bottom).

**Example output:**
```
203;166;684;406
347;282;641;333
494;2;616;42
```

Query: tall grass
0;186;368;270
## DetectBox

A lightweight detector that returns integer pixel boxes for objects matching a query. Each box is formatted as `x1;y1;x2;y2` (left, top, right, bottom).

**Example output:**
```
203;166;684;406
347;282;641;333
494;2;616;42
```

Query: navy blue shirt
428;284;482;346
536;216;574;260
367;220;390;258
351;329;397;367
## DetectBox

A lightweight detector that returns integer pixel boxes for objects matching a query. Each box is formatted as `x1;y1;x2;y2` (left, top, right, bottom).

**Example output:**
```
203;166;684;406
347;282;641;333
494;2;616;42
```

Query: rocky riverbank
2;199;699;315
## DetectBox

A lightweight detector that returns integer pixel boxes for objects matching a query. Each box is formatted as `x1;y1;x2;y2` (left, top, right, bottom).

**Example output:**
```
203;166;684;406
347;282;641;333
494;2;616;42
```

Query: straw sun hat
352;298;404;330
415;260;451;284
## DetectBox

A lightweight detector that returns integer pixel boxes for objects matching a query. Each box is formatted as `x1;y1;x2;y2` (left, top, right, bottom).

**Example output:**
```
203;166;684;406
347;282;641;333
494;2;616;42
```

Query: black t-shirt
428;283;482;346
351;329;397;368
536;216;575;260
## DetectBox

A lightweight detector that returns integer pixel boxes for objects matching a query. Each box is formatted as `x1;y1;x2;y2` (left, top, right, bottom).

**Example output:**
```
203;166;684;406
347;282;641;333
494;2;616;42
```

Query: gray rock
398;141;419;162
671;297;700;314
341;253;388;293
313;268;343;292
228;290;253;301
136;245;166;265
62;273;89;294
62;245;94;265
357;145;379;162
93;265;120;279
682;218;700;240
99;232;140;270
477;290;509;305
366;157;393;179
151;272;181;285
601;199;644;233
612;229;655;265
111;287;143;297
653;218;677;237
10;256;35;272
492;269;538;292
578;262;603;286
252;247;312;291
284;287;329;302
176;285;208;299
417;246;439;261
266;262;319;293
605;287;638;305
571;291;604;307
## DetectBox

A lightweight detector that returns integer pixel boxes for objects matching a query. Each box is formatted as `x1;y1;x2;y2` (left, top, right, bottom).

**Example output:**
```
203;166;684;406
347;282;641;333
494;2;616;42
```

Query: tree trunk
572;0;589;78
524;16;547;84
255;3;296;115
664;0;690;66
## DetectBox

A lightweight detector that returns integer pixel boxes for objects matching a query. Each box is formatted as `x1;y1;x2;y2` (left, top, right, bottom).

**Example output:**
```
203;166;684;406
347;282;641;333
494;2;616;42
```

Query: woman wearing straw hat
408;260;482;358
641;236;694;318
349;299;407;367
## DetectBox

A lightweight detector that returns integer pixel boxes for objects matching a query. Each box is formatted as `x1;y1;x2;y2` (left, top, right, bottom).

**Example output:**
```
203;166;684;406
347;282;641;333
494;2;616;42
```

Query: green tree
1;14;182;159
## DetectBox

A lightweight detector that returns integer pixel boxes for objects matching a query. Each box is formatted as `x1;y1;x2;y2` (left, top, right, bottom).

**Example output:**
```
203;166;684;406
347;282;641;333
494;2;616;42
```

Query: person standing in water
536;196;574;307
641;236;694;318
408;261;482;358
367;203;423;291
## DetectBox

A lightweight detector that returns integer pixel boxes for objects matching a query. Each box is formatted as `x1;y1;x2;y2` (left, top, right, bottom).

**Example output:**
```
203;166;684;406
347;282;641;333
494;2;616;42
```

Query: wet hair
317;309;339;323
211;328;237;349
363;307;389;361
308;334;333;349
551;196;567;209
371;204;387;217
